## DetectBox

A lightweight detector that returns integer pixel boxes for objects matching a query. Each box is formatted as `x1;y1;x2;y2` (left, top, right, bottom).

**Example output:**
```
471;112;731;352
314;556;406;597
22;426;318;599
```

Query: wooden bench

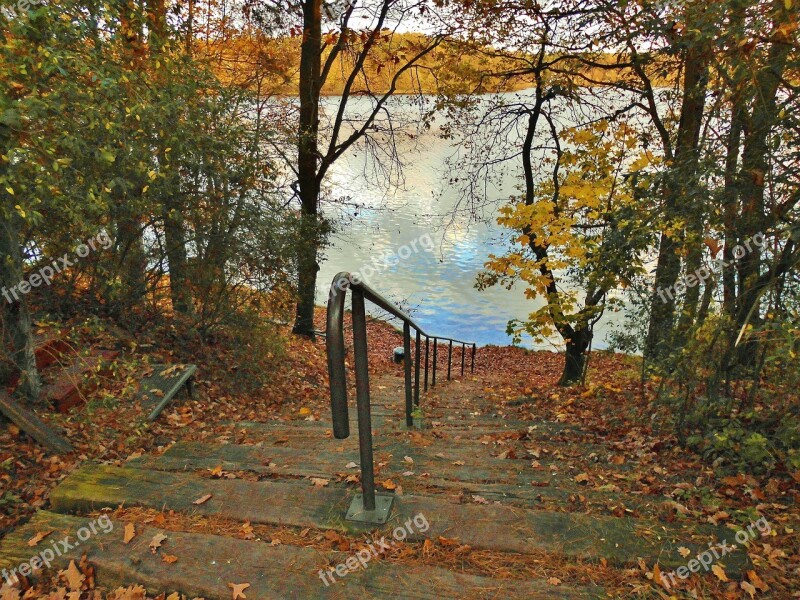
139;364;198;421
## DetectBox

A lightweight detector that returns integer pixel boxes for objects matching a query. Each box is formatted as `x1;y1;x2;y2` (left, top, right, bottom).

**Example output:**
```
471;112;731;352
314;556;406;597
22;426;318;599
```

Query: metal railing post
447;340;453;381
471;343;476;373
414;330;421;406
403;323;413;427
461;343;466;376
327;273;350;440
432;338;438;387
424;337;430;392
351;289;376;511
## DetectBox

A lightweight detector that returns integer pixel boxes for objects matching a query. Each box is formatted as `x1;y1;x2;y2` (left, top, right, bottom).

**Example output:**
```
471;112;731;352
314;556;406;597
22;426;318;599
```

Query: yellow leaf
123;523;136;544
741;581;756;598
27;530;53;547
6;187;14;195
298;407;312;416
711;563;728;582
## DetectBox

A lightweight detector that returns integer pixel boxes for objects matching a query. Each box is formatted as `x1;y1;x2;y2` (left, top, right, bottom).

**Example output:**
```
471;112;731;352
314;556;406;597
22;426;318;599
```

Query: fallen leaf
229;582;250;599
678;546;691;558
310;478;330;487
738;580;756;598
547;577;561;586
711;564;728;582
403;456;414;464
298;407;311;416
149;533;168;553
193;494;213;505
162;554;178;564
210;465;224;477
438;536;459;546
27;530;53;547
747;570;769;592
381;479;397;490
653;563;668;589
575;473;590;484
241;522;255;540
63;561;84;591
345;462;358;469
123;523;136;544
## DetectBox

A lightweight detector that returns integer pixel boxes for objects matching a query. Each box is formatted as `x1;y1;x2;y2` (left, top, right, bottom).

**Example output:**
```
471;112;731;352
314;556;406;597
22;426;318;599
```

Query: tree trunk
0;217;42;402
645;39;710;361
292;0;323;340
164;204;193;315
559;327;592;387
734;21;791;336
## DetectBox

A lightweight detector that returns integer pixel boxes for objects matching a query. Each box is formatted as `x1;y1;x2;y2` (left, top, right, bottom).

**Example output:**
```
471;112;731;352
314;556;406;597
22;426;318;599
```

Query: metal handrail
326;271;476;522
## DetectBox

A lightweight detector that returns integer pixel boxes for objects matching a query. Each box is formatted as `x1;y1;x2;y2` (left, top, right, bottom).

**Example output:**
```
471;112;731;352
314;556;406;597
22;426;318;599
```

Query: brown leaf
210;465;224;477
574;473;590;484
149;533;167;553
438;536;459;546
241;522;255;540
310;478;329;487
711;564;728;582
747;570;769;592
123;523;136;544
27;530;53;547
381;479;397;490
740;581;756;598
547;577;561;586
193;494;213;505
228;582;250;599
653;563;669;589
62;560;84;591
161;554;178;564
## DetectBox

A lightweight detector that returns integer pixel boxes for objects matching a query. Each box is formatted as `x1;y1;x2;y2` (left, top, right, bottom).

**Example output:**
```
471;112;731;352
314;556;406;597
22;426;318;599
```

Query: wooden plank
49;464;750;572
0;391;73;454
129;441;538;486
0;511;600;599
126;442;684;517
139;364;197;421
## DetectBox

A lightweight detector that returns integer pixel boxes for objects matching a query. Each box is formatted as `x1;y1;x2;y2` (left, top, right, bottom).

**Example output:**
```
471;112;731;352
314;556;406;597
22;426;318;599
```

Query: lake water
314;94;624;350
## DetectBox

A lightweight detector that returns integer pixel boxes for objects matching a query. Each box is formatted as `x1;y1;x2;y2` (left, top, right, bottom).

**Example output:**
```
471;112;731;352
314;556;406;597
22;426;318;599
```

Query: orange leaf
123;523;136;544
229;582;250;599
27;530;53;547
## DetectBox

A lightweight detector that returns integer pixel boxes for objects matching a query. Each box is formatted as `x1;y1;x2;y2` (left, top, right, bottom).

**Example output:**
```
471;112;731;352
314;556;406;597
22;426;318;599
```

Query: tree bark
0;217;42;402
164;204;193;315
559;327;592;387
292;0;323;340
645;39;710;361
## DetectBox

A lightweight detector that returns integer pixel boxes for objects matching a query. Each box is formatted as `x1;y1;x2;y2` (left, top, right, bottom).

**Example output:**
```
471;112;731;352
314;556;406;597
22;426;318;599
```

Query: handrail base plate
345;493;394;525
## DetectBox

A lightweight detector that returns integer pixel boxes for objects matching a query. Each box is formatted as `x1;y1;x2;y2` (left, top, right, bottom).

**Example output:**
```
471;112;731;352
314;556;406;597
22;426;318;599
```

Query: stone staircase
0;376;749;598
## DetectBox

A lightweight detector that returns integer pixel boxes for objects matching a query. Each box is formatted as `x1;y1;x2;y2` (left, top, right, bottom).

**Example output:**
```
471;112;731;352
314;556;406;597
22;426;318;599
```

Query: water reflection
315;95;621;349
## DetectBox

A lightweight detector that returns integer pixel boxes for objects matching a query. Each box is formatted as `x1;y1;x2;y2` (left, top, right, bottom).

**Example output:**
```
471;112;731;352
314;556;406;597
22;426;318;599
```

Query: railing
326;272;476;523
